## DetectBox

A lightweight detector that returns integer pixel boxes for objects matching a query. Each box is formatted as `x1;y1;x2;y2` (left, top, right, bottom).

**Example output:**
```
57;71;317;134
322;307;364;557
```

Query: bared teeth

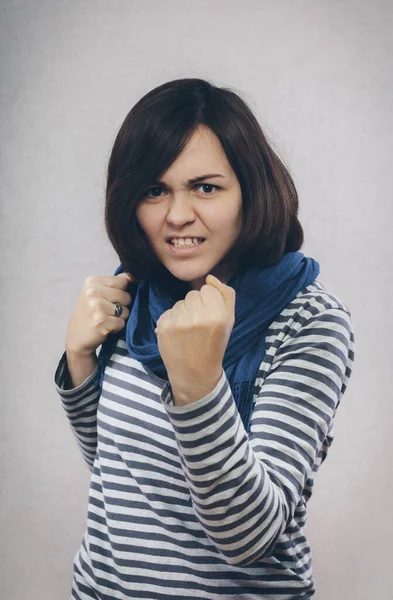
170;237;204;246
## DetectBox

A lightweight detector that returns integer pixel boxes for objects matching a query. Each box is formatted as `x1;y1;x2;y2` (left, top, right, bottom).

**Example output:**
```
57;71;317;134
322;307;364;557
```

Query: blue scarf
98;251;320;433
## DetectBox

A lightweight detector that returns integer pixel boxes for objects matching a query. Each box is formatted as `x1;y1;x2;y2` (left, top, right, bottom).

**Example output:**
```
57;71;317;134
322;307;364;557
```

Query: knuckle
93;309;105;326
85;275;96;287
100;325;110;337
85;285;96;299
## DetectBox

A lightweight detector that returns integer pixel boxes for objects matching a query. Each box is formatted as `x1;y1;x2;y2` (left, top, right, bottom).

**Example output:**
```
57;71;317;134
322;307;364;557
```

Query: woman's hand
154;274;236;405
65;272;134;357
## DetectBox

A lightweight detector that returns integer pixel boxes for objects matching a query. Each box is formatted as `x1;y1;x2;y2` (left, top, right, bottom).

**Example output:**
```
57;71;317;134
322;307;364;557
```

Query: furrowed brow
154;173;226;186
187;173;226;185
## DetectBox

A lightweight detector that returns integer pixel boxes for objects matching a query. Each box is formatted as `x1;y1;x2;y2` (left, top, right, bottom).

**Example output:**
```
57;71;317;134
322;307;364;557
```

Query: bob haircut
104;78;303;288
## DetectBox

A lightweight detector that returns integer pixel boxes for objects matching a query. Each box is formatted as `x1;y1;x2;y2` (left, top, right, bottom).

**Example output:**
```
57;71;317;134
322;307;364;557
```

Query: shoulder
292;279;351;315
267;279;353;342
257;280;355;387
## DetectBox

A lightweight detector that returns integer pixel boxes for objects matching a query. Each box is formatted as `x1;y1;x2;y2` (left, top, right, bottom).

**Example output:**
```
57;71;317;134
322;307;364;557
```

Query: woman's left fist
154;274;236;397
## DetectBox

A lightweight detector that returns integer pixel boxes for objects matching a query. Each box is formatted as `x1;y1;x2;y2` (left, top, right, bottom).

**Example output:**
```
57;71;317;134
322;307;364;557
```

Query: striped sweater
54;280;355;600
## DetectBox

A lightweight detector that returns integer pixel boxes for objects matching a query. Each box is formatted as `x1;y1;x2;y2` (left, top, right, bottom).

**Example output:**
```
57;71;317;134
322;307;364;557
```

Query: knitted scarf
98;251;320;433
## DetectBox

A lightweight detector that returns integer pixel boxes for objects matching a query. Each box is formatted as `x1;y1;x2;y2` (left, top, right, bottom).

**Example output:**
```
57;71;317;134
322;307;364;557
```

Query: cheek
220;209;242;235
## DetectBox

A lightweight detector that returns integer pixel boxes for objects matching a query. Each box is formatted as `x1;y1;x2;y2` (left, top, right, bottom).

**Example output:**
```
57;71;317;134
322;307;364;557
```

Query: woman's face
135;125;243;291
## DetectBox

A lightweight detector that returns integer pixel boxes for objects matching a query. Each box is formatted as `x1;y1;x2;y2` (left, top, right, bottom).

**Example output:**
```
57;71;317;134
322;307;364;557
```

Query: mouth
166;238;206;255
165;237;206;245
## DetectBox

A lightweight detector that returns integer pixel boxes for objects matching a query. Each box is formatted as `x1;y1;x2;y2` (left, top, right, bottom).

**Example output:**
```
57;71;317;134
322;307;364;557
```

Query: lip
166;239;206;257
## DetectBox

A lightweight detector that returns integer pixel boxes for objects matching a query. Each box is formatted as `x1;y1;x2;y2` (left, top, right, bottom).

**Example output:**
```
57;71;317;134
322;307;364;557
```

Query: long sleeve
160;307;354;566
54;350;101;471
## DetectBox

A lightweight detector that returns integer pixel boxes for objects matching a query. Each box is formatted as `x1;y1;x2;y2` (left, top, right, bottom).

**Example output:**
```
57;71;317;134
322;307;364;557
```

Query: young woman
54;78;355;600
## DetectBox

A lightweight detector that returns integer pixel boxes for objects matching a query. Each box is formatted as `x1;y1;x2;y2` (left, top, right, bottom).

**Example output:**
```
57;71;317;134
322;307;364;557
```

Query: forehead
165;126;231;175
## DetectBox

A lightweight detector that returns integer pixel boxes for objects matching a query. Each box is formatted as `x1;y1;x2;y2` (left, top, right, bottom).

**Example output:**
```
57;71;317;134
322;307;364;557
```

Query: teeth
170;237;204;247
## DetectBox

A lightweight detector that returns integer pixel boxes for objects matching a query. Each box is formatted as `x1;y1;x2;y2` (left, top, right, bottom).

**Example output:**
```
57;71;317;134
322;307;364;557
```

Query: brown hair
104;78;303;286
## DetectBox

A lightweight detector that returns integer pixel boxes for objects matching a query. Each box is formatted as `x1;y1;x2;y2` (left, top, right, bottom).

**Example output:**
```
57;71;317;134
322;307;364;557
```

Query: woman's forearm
64;349;98;389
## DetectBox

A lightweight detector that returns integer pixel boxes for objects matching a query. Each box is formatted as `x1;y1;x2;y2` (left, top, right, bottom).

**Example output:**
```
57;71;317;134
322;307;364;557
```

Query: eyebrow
154;173;226;186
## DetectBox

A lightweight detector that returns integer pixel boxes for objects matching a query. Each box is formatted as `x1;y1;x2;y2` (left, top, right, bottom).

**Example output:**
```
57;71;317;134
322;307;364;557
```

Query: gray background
1;0;392;598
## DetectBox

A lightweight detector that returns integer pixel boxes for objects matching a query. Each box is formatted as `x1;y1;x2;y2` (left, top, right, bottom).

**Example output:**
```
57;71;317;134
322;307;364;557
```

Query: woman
54;78;355;600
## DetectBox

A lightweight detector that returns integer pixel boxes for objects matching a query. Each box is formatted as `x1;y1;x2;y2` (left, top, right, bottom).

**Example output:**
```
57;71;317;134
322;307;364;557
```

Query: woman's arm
160;307;354;566
64;349;97;389
54;349;101;471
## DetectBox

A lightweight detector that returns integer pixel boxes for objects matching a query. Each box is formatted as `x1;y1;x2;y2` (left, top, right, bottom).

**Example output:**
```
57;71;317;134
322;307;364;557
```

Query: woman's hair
104;78;303;285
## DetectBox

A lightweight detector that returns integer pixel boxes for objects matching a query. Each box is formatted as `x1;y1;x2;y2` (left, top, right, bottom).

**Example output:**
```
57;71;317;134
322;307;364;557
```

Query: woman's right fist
65;272;134;357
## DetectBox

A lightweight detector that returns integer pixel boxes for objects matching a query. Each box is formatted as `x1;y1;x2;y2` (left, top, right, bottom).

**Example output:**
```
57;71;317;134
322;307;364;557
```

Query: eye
142;183;220;199
144;186;166;198
196;183;219;194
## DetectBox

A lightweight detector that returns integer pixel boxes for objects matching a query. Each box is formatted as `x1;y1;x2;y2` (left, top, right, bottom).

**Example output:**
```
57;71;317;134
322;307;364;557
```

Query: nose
165;193;196;226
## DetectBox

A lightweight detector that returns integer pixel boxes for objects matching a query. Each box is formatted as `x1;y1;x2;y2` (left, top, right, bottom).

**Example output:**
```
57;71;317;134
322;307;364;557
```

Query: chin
164;267;208;287
173;272;206;284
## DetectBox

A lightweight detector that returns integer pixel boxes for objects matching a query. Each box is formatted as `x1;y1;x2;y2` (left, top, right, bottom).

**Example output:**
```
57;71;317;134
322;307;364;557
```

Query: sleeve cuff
160;369;227;413
54;349;99;396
